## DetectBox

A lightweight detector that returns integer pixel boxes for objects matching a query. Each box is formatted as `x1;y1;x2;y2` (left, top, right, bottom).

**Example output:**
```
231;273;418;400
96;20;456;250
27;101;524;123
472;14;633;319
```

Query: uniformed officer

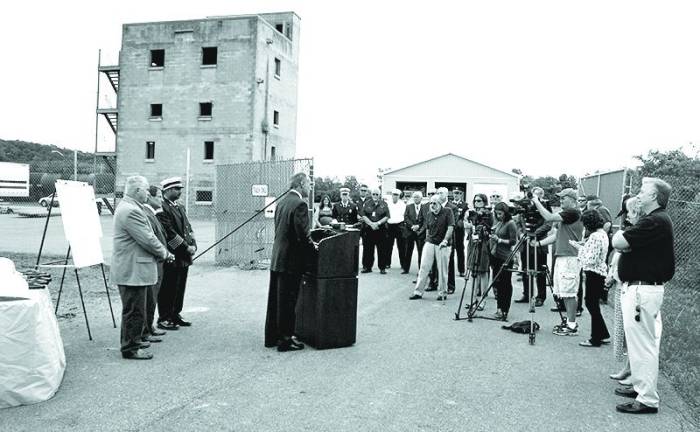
361;188;390;274
332;187;359;227
157;177;197;330
451;188;469;277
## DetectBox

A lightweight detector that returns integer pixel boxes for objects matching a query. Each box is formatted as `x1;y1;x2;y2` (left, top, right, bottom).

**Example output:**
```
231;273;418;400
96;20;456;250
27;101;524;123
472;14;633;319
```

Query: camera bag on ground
501;320;540;333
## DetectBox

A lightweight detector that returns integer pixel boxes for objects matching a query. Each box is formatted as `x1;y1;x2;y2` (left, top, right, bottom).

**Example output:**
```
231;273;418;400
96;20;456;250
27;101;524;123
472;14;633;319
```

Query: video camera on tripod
509;188;549;237
466;209;491;241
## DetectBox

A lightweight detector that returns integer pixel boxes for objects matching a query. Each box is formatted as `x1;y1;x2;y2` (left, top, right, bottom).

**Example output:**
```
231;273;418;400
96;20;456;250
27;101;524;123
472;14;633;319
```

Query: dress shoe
447;289;455;295
600;338;611;345
550;306;565;312
174;315;192;327
616;401;658;414
425;286;437;292
150;327;167;336
277;338;304;352
380;269;387;274
142;336;163;343
576;310;583;317
122;349;153;360
535;299;545;307
610;370;631;380
361;268;372;274
409;294;422;300
401;270;409;274
614;387;638;398
157;320;179;331
514;296;529;303
619;377;634;386
138;341;151;349
436;295;447;301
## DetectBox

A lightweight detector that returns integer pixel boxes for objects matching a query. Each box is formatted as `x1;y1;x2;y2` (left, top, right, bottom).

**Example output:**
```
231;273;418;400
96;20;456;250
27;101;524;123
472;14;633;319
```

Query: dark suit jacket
270;191;315;274
451;201;469;230
158;198;196;267
144;206;167;259
404;202;430;239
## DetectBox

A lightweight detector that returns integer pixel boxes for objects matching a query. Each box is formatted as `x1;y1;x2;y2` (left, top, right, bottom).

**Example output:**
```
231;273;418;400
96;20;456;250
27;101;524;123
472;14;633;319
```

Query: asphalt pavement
1;263;697;432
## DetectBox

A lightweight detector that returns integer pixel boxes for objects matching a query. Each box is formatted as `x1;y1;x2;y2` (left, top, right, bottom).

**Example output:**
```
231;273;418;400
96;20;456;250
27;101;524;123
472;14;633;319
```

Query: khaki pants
621;283;664;408
413;242;450;297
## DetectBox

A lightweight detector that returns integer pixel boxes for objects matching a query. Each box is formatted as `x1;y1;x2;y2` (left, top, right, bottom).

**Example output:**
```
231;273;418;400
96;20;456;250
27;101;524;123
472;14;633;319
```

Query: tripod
455;233;525;322
454;234;488;320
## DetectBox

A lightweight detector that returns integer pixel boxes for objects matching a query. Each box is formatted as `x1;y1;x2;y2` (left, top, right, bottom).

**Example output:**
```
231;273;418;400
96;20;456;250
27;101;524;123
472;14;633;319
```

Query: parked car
38;195;60;208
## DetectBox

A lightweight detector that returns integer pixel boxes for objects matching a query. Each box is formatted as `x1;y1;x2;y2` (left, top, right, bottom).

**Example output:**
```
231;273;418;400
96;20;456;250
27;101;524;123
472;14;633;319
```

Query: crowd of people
110;171;675;415
305;177;675;415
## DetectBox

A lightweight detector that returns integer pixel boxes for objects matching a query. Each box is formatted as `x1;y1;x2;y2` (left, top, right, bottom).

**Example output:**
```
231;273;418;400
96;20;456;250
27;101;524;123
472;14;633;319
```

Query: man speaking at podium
265;173;317;352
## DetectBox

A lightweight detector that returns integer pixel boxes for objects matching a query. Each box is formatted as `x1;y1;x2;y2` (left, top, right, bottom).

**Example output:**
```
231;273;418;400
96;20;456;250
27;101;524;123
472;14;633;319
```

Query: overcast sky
1;0;699;185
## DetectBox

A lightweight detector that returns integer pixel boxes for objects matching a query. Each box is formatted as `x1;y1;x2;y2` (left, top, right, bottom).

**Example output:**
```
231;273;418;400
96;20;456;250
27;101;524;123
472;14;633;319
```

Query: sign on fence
264;196;276;219
0;162;30;197
252;184;268;197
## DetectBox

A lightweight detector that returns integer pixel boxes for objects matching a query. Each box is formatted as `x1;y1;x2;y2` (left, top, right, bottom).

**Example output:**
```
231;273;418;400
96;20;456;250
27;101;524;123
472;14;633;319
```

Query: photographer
514;187;552;306
489;202;518;321
465;193;492;300
530;188;584;336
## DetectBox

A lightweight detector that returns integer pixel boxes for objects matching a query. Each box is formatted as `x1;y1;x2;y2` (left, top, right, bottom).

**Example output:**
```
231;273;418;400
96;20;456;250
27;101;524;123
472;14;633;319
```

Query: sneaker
554;324;578;336
552;320;568;331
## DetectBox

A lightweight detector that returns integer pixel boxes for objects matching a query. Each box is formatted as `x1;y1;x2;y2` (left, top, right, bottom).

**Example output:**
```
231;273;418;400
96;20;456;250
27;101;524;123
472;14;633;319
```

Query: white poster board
0;162;30;197
54;180;103;268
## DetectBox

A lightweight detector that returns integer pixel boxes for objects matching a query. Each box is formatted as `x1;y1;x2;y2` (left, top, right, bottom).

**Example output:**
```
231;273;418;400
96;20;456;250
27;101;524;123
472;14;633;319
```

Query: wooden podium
295;228;360;349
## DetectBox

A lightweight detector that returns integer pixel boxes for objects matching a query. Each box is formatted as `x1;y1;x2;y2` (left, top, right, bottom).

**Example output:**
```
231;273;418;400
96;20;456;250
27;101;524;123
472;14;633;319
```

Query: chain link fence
214;158;313;267
628;170;700;417
2;156;117;213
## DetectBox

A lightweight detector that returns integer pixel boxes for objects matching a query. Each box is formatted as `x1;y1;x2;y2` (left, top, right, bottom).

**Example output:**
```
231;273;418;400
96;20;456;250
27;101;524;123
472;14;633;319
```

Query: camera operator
464;193;492;300
489;202;518;321
514;187;552;306
530;188;585;336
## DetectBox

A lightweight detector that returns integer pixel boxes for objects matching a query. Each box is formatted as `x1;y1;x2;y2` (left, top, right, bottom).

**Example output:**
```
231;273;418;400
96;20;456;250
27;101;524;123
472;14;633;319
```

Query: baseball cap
556;188;578;200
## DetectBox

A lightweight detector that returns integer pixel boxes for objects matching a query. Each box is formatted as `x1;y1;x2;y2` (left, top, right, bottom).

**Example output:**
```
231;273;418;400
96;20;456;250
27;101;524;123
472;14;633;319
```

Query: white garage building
381;153;520;202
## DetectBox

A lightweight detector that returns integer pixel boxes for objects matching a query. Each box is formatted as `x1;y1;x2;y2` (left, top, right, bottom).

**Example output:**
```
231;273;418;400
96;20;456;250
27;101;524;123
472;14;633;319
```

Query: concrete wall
115;13;299;217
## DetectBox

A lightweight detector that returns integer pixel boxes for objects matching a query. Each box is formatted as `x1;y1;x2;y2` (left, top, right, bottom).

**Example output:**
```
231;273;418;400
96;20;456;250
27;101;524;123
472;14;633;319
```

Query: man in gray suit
111;176;173;360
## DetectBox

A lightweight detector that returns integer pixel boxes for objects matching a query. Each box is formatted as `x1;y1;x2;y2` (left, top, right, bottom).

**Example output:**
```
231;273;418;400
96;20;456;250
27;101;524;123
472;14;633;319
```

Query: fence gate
215;158;313;266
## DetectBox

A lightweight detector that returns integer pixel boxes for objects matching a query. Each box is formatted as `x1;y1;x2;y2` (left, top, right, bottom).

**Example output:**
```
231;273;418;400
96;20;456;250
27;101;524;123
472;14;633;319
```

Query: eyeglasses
371;193;379;196
360;189;368;193
341;192;349;195
430;202;440;206
490;195;501;199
